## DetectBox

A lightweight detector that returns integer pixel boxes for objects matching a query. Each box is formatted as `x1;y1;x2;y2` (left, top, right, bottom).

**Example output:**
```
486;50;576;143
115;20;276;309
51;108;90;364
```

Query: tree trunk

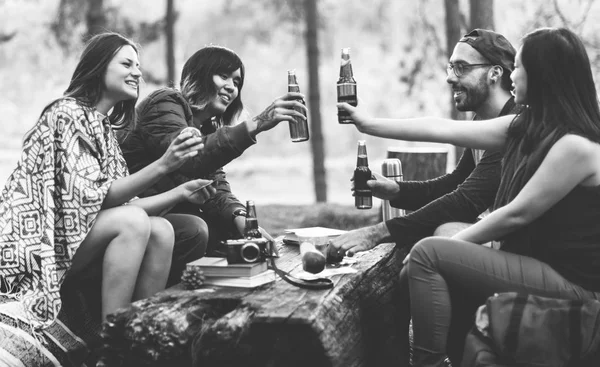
166;0;176;87
470;0;495;30
86;0;106;40
444;0;466;164
304;0;327;202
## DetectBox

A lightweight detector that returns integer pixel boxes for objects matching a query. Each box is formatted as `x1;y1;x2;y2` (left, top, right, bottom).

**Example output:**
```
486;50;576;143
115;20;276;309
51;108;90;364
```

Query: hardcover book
201;270;277;288
186;257;268;278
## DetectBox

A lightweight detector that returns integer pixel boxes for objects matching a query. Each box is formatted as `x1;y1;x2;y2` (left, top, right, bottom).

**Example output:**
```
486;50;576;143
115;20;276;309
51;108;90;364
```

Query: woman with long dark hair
0;32;214;329
336;28;600;366
120;45;306;259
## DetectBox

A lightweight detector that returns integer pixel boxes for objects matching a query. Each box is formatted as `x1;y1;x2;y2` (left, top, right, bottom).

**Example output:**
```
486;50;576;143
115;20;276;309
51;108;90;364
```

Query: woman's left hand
181;178;216;204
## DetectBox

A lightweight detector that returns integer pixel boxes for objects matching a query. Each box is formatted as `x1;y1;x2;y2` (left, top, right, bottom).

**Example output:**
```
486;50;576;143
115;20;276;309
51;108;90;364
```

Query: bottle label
337;83;357;101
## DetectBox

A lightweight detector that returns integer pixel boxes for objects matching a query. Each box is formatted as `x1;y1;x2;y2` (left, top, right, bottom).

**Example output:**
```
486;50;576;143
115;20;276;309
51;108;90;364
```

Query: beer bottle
287;70;309;142
353;140;372;209
337;48;357;124
243;200;262;239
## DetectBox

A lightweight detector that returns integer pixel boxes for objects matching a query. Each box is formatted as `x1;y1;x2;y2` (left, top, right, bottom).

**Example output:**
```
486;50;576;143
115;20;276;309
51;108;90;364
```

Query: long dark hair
495;28;600;253
63;32;140;129
180;45;245;126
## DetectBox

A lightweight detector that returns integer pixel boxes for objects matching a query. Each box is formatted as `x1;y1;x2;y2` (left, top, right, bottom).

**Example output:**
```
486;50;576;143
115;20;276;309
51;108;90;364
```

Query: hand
328;226;380;258
361;172;400;200
158;129;204;173
249;92;308;138
180;178;216;205
336;102;372;132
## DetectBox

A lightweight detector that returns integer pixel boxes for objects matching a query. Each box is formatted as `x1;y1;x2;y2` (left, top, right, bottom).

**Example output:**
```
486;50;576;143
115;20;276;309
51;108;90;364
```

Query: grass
256;203;381;236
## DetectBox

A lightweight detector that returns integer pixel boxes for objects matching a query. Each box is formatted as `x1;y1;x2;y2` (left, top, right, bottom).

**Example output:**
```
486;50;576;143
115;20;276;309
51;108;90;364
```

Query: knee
408;237;445;274
178;216;209;245
149;217;175;253
432;222;470;237
112;206;152;240
168;214;209;259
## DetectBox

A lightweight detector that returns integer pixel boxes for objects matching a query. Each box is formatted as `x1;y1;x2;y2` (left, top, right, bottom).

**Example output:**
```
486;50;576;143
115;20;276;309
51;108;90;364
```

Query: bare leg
132;216;174;301
70;205;151;320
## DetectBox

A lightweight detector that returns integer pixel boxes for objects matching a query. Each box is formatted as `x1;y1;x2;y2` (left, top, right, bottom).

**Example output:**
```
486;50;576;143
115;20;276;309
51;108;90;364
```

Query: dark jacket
120;88;256;235
385;98;519;248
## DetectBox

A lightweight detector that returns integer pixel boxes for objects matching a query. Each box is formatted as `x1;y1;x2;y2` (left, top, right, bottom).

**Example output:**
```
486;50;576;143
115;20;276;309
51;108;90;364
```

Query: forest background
0;0;599;229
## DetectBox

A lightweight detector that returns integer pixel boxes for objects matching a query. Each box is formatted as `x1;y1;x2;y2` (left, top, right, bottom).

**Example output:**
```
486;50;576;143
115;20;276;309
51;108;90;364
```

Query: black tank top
530;185;600;291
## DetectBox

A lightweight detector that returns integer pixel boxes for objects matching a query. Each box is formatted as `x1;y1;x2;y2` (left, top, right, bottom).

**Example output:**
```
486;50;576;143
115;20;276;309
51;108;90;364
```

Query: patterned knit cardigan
0;98;129;329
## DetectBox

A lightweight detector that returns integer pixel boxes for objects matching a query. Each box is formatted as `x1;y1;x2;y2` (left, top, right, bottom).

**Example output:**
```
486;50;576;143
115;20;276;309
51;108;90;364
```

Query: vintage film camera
224;236;271;264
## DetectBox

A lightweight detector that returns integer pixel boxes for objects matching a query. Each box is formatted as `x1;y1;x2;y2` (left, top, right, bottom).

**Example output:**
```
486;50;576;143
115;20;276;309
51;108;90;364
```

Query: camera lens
241;242;261;263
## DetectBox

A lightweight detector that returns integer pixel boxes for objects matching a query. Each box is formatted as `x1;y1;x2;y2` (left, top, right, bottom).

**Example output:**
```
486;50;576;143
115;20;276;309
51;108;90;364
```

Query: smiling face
102;45;141;106
510;47;528;105
446;43;493;113
205;68;241;116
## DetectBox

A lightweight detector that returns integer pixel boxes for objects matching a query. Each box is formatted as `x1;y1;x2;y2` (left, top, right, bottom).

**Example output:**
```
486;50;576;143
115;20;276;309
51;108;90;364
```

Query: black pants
407;237;600;367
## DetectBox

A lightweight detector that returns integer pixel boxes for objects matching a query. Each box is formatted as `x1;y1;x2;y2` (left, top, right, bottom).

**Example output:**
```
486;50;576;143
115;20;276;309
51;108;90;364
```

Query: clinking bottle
287;69;309;142
337;47;357;124
353;140;372;209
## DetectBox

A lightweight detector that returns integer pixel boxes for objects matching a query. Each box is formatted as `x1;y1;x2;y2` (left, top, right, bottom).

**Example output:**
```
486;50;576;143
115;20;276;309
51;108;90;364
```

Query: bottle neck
356;154;369;167
244;202;261;238
339;61;354;80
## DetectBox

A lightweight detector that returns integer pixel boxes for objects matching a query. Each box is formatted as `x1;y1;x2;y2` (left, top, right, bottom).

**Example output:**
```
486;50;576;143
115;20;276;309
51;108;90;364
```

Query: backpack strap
568;299;583;366
503;293;528;357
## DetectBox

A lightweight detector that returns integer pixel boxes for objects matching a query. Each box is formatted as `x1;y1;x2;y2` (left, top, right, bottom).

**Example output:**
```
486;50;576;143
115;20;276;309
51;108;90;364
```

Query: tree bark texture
86;0;106;40
470;0;495;30
304;0;328;203
444;0;467;162
165;0;176;87
98;242;408;366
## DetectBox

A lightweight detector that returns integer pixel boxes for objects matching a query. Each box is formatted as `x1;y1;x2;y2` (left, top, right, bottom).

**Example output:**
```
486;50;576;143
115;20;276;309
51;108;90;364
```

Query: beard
454;77;490;112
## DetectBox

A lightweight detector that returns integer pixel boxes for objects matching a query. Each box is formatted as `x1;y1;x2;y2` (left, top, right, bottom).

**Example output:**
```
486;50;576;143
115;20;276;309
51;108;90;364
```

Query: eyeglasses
446;62;493;77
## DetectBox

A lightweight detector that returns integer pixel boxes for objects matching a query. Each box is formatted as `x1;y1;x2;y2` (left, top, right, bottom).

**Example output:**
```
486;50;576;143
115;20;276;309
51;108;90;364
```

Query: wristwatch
232;208;247;221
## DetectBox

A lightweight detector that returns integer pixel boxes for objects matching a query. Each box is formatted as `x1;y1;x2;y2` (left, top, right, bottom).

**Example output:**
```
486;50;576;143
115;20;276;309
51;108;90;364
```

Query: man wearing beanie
330;29;520;366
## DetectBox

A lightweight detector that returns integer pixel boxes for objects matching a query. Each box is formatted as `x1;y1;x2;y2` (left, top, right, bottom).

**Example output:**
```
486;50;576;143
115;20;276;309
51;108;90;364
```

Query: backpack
461;292;600;367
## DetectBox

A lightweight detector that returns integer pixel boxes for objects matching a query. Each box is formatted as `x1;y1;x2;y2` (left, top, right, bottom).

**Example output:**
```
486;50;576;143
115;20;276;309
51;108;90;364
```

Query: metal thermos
381;159;404;221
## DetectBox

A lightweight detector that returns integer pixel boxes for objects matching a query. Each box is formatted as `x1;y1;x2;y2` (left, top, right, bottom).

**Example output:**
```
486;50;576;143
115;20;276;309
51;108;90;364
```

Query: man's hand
328;223;391;257
366;172;400;200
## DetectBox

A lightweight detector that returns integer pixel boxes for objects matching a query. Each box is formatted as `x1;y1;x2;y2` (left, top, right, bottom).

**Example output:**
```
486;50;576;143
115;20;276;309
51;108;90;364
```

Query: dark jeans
407;237;600;367
164;213;209;286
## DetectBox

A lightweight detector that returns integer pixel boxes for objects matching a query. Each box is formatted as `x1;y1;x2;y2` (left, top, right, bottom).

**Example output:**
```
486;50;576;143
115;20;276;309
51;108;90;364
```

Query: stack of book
186;257;276;288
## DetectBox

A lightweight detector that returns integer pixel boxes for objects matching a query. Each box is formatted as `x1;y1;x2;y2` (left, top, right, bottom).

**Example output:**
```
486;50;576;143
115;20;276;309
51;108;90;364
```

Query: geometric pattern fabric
0;98;129;329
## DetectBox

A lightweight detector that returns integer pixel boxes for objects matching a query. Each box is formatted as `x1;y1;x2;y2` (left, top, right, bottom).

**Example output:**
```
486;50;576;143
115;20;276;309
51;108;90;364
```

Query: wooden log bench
98;238;411;366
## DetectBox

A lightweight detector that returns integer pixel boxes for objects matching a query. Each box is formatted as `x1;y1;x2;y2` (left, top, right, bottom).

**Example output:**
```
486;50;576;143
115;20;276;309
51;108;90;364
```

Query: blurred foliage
51;0;168;55
2;0;600;203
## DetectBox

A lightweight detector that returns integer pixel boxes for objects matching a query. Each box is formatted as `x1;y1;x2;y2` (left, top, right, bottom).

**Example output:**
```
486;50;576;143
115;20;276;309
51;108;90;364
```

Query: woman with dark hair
120;45;306;262
336;28;600;366
0;32;214;329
